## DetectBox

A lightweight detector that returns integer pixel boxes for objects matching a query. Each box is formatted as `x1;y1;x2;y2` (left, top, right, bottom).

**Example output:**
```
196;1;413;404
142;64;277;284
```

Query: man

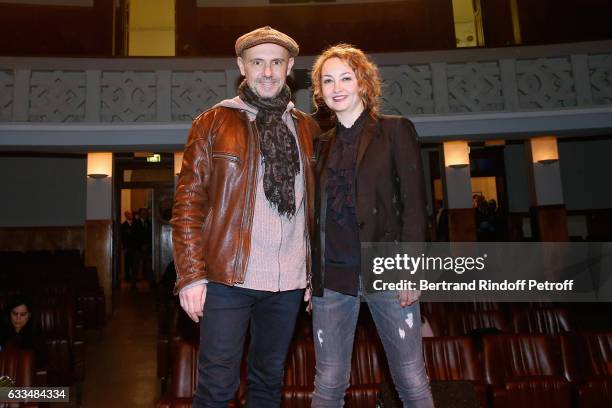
137;207;153;284
171;26;319;407
120;210;139;290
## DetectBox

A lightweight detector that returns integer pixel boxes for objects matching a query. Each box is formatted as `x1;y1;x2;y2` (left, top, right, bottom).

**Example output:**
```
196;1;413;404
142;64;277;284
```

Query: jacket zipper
212;152;241;163
294;114;313;294
233;116;258;284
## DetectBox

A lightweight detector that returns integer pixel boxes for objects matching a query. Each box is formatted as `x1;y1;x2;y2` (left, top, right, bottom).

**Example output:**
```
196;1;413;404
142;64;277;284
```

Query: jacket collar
356;113;379;171
320;112;379;174
214;96;295;121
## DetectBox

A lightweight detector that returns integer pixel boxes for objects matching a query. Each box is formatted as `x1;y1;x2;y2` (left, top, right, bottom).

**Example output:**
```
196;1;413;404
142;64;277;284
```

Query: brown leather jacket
171;106;320;294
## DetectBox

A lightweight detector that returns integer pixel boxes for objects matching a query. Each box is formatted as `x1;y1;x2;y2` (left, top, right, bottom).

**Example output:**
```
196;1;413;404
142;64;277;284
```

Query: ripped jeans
311;288;434;408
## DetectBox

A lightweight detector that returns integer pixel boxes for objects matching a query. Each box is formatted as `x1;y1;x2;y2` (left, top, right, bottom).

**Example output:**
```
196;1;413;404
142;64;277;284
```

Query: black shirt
323;110;368;296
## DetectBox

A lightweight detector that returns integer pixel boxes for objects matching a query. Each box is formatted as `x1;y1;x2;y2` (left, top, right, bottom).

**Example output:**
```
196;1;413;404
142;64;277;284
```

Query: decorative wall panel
101;71;156;122
447;62;504;112
0;70;12;121
1;47;611;124
516;57;577;109
29;70;86;122
589;54;612;105
380;65;434;116
171;71;226;121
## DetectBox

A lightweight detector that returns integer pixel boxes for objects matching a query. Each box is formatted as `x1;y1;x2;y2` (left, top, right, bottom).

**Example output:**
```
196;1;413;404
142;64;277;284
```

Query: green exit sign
147;154;161;163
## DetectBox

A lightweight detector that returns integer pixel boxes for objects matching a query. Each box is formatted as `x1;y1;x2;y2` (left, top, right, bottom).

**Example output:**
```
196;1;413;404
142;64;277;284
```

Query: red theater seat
448;310;511;336
157;300;198;382
483;334;571;408
0;349;38;408
512;307;573;335
157;340;242;408
561;331;612;408
36;305;84;386
422;336;487;407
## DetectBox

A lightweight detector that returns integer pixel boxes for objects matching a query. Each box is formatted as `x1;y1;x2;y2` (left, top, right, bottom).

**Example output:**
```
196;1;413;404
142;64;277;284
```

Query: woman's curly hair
311;43;382;118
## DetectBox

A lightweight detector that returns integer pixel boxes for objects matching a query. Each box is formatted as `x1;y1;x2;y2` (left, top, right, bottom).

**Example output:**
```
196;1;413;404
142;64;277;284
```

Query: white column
86;152;113;217
85;152;114;315
442;141;472;209
86;179;112;219
526;136;564;206
525;136;568;241
440;140;476;241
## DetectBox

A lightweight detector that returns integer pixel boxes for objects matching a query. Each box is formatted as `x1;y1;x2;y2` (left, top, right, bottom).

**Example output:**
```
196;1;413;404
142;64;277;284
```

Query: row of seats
0;291;85;388
421;301;612;336
157;297;199;386
0;250;107;392
425;307;573;336
0;349;38;408
1;250;106;331
156;298;610;386
158;329;611;408
155;297;611;407
157;326;383;408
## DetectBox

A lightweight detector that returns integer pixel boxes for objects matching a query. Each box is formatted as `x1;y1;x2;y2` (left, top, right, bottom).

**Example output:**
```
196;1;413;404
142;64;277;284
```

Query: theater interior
0;1;611;407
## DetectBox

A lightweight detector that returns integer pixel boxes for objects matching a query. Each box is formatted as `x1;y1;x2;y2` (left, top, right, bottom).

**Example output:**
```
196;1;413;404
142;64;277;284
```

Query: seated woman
309;44;434;407
0;296;47;368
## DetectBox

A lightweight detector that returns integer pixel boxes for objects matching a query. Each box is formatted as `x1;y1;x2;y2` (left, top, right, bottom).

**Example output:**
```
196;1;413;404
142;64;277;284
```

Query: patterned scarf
237;80;300;218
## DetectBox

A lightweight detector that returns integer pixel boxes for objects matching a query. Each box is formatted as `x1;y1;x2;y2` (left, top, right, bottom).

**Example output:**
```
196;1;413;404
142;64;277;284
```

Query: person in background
309;44;434;407
138;207;154;285
120;210;140;290
0;296;47;368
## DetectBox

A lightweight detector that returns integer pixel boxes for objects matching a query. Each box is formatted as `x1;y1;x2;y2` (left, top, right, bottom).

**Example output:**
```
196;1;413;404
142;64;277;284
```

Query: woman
310;44;433;407
0;296;46;367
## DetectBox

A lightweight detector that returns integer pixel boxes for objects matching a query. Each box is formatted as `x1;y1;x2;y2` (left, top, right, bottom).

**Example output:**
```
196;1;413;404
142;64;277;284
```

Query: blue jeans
311;289;433;408
193;283;303;408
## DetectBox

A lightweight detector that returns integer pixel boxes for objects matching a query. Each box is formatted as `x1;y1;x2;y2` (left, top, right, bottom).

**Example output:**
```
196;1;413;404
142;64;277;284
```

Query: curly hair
311;43;382;118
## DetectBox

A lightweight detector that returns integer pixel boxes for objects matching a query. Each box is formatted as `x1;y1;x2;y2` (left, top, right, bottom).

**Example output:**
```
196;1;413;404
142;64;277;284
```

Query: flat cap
235;26;299;57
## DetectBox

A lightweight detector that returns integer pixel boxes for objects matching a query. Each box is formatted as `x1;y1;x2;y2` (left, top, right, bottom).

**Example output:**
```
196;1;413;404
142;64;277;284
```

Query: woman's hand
399;290;421;307
304;288;313;313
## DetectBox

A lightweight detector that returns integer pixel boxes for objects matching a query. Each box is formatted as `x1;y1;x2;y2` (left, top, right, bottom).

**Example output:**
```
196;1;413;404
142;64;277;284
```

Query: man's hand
179;283;207;322
399;290;421;307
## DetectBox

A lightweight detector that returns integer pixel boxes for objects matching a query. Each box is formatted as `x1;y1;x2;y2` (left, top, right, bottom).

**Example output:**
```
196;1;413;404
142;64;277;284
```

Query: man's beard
249;78;283;99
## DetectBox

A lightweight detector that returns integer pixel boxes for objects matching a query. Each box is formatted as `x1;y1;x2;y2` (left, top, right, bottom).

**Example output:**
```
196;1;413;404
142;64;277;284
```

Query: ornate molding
589;53;612;106
171;71;226;121
101;71;156;122
29;70;86;122
1;42;611;124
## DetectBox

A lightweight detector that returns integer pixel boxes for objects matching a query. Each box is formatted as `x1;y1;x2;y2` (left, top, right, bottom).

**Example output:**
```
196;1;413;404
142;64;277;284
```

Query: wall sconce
484;139;506;147
87;152;112;178
174;152;184;176
443;141;470;168
530;136;559;164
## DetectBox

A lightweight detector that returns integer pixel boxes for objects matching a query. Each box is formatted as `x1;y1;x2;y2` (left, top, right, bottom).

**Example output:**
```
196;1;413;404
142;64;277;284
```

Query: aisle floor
79;284;159;407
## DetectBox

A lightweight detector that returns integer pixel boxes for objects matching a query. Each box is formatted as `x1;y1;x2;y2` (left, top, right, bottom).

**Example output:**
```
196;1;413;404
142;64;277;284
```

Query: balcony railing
1;41;611;125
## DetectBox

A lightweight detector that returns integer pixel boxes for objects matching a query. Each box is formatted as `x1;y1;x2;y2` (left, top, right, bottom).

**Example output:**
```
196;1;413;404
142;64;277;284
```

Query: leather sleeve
307;114;323;142
171;111;216;294
391;117;427;243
